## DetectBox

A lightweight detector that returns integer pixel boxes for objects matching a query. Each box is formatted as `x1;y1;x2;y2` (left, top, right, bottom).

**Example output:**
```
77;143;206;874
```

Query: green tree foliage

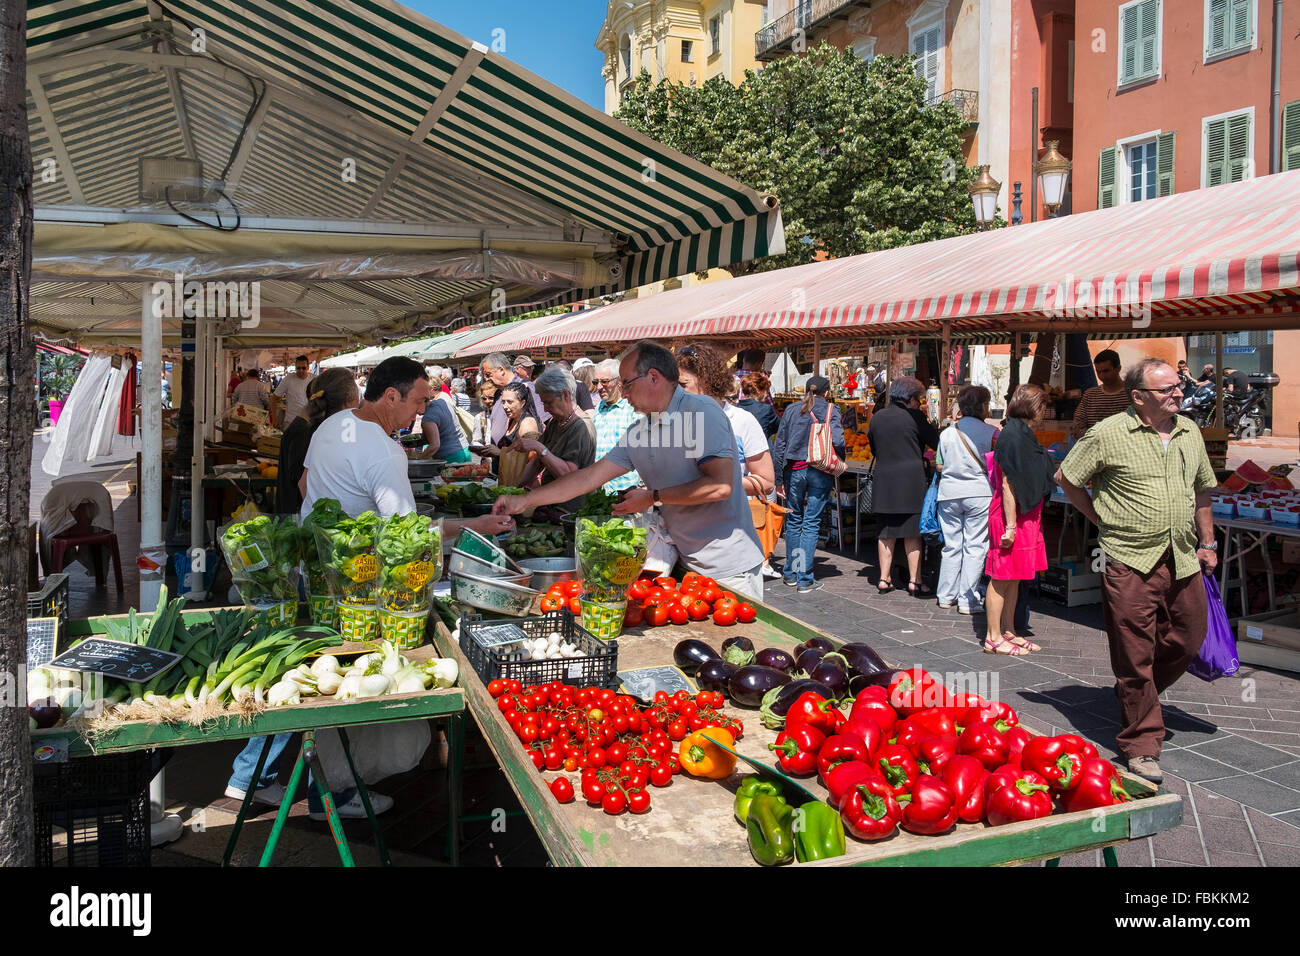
616;45;982;273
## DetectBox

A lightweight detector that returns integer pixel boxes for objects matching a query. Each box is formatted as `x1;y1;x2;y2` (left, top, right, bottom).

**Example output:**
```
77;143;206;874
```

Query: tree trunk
0;0;35;867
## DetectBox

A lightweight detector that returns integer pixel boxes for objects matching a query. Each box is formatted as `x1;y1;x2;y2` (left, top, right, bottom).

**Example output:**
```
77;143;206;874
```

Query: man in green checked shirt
1056;358;1219;785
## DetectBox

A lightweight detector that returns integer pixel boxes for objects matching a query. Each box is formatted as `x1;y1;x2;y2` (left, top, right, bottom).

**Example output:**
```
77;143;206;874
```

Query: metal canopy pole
1214;331;1225;428
940;321;952;423
140;289;164;610
813;331;822;375
189;316;208;600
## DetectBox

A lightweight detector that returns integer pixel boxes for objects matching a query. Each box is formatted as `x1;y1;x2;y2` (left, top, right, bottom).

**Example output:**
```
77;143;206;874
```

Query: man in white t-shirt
270;355;312;429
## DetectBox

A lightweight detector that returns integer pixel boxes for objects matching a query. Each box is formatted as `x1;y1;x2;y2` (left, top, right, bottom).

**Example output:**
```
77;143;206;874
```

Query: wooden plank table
433;602;1182;867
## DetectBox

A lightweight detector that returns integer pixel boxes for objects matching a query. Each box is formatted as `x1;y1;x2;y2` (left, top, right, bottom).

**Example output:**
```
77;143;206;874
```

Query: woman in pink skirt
984;385;1056;654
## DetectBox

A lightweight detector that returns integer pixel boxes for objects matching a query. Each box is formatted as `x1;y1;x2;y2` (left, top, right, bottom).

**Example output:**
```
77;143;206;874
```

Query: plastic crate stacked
27;573;70;643
33;750;152;867
459;609;618;688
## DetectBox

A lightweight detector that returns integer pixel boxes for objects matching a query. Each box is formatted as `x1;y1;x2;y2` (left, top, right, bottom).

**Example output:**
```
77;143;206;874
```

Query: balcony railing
755;0;872;60
929;88;979;125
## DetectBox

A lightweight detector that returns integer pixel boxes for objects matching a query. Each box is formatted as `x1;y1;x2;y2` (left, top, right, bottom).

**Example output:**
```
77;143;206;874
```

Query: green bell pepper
794;800;847;862
746;794;796;866
734;777;786;825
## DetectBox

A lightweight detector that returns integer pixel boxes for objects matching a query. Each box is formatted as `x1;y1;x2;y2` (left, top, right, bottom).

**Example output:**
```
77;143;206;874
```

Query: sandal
983;635;1030;656
1004;631;1041;652
907;582;932;597
877;580;895;594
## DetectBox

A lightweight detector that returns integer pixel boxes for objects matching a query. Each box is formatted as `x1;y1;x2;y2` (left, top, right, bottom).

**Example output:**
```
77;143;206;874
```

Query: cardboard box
1236;608;1300;653
1040;562;1102;606
1283;540;1300;566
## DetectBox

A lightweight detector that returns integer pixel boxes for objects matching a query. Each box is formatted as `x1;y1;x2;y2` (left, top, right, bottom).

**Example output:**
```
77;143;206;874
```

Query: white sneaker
308;791;394;821
761;562;781;579
958;604;986;616
224;781;286;806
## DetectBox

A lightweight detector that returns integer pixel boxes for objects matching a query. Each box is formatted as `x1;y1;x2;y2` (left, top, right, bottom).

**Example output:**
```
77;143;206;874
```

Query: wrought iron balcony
755;0;872;61
929;88;979;125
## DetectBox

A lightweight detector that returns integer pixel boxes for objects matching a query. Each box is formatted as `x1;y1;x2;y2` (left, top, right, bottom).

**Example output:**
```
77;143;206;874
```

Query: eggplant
721;635;756;667
696;660;738;694
755;647;795;672
757;679;836;729
794;636;835;656
728;665;791;708
673;639;721;676
29;698;61;729
808;652;851;699
839;642;889;677
854;668;907;691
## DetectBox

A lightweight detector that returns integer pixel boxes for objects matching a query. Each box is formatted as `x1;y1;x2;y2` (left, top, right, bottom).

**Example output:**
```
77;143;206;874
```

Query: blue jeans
229;735;356;812
782;466;834;587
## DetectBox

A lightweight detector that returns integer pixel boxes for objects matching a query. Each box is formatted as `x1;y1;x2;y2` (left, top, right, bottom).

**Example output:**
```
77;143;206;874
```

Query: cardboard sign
49;638;181;683
26;617;58;670
618;665;695;701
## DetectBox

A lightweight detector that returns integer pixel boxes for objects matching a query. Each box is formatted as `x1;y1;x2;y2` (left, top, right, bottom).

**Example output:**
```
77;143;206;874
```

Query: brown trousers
1100;551;1208;759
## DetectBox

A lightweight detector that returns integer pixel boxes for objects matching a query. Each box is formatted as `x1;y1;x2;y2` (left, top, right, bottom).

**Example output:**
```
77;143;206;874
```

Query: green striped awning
27;1;783;347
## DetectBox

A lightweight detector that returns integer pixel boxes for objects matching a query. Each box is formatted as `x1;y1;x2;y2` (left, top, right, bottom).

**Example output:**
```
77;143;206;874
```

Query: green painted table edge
439;600;1184;868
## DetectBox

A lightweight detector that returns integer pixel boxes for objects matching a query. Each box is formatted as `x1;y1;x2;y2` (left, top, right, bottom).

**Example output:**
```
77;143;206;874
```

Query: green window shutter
1229;0;1252;49
1156;131;1176;196
1207;0;1228;54
1099;147;1118;208
1205;117;1227;186
1226;112;1251;181
1121;5;1140;83
1283;100;1300;172
1139;0;1160;77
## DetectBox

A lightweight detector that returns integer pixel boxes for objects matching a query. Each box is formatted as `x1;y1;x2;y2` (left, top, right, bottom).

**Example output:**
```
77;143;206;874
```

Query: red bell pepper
957;720;1009;771
940;754;989;824
840;775;902;841
983;762;1027;806
839;716;883;760
1059;758;1131;812
898;774;959;835
986;771;1054;826
945;692;986;727
767;723;826;777
876;744;920;796
887;667;940;717
824;759;881;810
849;687;898;736
1021;735;1085;791
785;692;845;736
1003;726;1033;766
816;733;873;782
960;699;1019;732
1057;733;1100;759
909;707;957;739
914;734;959;775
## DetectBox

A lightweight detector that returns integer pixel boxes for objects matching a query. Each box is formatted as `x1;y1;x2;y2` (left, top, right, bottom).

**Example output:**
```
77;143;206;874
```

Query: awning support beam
28;74;84;204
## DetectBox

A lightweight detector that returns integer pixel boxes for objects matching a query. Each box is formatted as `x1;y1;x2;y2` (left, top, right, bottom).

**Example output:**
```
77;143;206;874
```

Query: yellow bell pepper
679;728;738;779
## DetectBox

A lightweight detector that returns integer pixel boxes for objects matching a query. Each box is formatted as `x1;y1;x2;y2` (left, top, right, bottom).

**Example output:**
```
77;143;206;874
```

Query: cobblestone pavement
765;539;1300;866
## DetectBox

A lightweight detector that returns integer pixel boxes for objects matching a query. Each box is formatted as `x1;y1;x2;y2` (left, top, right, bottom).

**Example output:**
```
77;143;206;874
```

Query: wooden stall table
432;603;1183;867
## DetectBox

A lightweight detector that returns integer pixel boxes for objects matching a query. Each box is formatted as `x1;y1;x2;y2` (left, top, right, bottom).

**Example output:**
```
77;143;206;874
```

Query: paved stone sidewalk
766;542;1300;867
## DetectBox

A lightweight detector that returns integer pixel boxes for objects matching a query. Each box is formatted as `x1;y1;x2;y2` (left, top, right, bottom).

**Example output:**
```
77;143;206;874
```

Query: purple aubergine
29;698;61;729
856;668;907;690
794;646;826;675
696;660;738;694
673;639;721;676
808;652;851;698
794;636;835;656
721;635;756;667
758;679;837;729
755;647;795;672
728;665;792;708
839;642;889;677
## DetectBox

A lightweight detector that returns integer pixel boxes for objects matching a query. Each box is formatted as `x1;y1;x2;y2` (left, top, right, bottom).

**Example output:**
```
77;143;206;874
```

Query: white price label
1245;625;1263;642
567;662;584;679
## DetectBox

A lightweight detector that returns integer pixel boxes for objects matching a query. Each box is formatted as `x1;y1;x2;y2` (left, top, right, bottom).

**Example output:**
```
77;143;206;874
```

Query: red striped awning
458;170;1300;355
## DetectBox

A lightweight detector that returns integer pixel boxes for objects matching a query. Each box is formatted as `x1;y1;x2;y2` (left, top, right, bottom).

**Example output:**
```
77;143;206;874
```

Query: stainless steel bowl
450;570;540;617
407;459;445;479
448;549;533;586
515;557;577;592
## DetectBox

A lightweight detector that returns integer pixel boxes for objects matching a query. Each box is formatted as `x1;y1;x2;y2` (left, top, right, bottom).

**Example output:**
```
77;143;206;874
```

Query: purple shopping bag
1187;573;1240;682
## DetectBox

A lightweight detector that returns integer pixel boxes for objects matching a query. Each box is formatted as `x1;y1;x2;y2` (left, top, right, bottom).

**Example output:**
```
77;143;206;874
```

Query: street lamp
968;164;1001;230
1034;141;1072;218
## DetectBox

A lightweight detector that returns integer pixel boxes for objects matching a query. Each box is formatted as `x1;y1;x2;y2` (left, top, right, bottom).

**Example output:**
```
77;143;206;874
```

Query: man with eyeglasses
591;358;641;494
270;354;313;428
1055;358;1218;785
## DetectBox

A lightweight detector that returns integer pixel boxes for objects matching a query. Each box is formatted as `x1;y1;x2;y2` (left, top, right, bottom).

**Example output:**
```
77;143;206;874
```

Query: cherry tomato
497;696;517;715
713;606;737;626
543;748;563;771
487;679;507;698
700;586;722;605
563;757;578;772
602;791;627;815
550;777;574;803
520;725;539;744
687;600;711;621
540;595;564;612
606;743;628;764
529;750;545;770
582;778;605;803
585;746;607;768
668;604;689;626
618;759;639;777
626;789;651;814
646;605;670;628
649;763;673;787
506;680;523;694
627;768;650;790
587;707;604;722
654;691;670;703
666;719;687;741
736;602;758;624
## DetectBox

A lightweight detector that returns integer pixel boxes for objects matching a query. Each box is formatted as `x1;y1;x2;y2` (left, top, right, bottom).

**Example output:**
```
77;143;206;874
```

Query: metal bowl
448;549;533;586
453;527;525;573
407;459;445;479
515;557;577;591
450;570;540;617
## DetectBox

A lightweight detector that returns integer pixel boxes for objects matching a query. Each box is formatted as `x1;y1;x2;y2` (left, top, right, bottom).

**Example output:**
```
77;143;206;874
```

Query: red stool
48;503;123;592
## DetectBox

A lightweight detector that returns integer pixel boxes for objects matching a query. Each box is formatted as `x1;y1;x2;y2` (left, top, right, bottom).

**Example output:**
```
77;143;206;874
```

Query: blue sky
406;1;612;109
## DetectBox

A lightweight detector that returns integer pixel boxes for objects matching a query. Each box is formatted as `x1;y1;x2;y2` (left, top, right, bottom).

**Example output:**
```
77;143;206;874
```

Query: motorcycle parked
1179;372;1279;438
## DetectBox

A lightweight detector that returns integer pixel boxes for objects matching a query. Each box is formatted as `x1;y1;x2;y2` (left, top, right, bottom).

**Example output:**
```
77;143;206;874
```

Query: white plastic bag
312;721;432;787
636;509;678;576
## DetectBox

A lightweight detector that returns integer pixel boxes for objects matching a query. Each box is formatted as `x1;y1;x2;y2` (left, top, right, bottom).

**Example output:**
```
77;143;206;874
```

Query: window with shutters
1283;100;1300;172
1118;0;1161;87
1202;108;1254;187
908;1;947;105
1205;0;1254;61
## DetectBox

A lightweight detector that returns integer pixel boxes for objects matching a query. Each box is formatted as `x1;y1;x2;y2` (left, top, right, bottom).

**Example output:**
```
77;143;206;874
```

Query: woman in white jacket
934;386;1000;614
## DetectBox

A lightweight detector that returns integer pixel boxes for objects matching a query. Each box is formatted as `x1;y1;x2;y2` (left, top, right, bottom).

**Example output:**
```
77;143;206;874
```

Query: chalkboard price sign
49;638;182;683
26;617;58;670
618;665;695;702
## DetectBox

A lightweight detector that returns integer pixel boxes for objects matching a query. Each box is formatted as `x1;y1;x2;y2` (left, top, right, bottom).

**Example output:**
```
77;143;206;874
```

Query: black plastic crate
28;573;70;645
459;610;618;688
33;751;152;867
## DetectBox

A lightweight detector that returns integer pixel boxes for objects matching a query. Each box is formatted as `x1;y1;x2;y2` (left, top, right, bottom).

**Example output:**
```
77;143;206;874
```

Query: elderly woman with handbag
773;376;845;593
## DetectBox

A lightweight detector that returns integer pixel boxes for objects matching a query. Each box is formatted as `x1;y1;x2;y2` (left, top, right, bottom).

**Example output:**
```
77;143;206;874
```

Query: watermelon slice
1221;473;1249;492
1235;459;1273;484
1264;476;1296;491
